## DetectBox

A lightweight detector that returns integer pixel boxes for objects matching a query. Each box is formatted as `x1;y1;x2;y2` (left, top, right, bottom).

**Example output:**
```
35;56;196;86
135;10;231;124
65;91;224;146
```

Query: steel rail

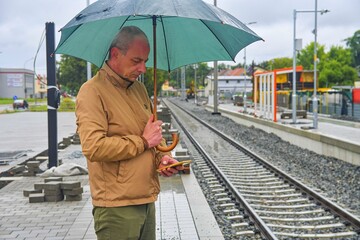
168;101;278;240
167;99;360;234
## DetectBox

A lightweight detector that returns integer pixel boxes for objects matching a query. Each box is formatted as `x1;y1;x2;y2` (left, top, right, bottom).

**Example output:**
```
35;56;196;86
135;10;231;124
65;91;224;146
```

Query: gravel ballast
170;98;360;219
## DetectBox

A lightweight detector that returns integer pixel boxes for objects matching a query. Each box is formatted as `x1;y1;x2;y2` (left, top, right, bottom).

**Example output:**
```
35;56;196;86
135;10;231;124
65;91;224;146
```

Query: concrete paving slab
0;111;223;240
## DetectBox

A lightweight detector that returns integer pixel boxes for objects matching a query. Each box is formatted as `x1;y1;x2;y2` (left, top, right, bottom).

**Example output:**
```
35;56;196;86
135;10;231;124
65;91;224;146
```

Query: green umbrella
55;0;263;151
56;0;262;71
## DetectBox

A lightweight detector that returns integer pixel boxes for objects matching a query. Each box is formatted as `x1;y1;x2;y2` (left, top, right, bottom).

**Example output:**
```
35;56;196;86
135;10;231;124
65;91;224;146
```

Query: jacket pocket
116;160;127;183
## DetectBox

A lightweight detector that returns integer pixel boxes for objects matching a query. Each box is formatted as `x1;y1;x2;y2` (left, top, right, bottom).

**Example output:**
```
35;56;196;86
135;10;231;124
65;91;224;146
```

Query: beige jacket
76;63;169;207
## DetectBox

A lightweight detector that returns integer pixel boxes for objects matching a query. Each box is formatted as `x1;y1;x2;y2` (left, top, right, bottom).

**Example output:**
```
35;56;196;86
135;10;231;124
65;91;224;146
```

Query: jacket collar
103;62;134;89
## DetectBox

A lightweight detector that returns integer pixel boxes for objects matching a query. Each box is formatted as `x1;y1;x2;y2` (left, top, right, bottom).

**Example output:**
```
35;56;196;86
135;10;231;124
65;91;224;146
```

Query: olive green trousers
93;203;156;240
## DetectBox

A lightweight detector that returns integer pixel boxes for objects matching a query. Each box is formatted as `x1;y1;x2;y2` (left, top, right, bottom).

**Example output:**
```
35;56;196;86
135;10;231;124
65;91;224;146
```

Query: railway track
164;99;360;239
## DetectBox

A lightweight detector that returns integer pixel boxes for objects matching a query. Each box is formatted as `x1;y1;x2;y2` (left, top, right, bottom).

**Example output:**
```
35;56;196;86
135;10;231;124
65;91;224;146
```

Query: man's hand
157;155;184;177
142;114;163;148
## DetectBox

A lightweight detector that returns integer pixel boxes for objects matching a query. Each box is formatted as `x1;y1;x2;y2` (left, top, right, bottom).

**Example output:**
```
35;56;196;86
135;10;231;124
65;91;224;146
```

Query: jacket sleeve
76;83;145;162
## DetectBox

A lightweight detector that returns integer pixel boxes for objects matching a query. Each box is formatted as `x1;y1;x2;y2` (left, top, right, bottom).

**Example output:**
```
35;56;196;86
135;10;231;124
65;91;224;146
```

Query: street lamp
292;7;329;124
243;21;257;113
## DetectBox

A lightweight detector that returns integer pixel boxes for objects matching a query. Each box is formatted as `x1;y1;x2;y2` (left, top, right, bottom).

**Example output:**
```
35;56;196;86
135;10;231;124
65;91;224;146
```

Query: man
76;26;183;240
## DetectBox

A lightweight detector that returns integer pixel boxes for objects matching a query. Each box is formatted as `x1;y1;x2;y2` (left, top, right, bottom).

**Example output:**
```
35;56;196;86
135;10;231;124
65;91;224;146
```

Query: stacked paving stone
162;124;179;143
8;164;26;175
71;133;81;145
171;146;192;174
25;177;83;203
23;160;41;176
157;107;172;123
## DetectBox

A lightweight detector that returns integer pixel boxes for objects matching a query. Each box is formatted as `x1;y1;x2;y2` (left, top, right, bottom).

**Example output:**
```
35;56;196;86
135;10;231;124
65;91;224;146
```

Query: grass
0;98;47;104
0;98;14;104
29;105;48;112
0;97;75;114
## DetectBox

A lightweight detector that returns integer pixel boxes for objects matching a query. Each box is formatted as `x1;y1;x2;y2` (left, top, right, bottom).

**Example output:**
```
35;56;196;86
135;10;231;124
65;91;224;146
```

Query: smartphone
156;160;192;172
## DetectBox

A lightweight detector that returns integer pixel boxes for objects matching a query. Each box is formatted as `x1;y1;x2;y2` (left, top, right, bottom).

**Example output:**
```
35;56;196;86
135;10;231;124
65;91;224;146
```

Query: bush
59;98;75;112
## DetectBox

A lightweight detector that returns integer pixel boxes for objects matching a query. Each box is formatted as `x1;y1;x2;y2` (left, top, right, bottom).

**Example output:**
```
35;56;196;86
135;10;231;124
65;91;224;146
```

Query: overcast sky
0;0;359;75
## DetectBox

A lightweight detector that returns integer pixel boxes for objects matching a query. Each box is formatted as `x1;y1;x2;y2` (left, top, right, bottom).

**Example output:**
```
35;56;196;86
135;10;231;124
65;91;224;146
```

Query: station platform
206;102;360;165
0;112;223;240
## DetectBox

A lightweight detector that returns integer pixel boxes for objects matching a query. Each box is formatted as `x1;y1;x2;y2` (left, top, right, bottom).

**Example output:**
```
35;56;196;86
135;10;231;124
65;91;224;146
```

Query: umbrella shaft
152;16;158;121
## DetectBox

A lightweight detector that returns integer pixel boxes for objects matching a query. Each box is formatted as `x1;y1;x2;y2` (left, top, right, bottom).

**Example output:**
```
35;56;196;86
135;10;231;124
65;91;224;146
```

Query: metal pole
194;64;197;105
212;0;220;115
46;22;58;168
213;61;220;114
243;48;247;112
292;10;297;124
313;0;318;129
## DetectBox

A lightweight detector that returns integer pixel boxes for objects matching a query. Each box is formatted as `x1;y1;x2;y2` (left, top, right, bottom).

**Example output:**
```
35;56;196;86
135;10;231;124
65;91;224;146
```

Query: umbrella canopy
55;0;263;71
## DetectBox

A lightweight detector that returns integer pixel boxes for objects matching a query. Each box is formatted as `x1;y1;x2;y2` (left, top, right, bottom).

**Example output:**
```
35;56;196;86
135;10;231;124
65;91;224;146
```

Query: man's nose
138;62;146;73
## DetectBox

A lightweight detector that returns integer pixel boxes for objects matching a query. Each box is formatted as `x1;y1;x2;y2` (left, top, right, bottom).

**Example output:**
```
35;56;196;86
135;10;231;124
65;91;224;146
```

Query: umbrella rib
159;16;171;72
200;19;235;62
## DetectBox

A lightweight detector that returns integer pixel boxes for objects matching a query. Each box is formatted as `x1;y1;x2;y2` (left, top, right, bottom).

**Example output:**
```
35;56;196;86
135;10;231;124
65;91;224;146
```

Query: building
0;68;35;99
35;74;47;99
204;68;252;98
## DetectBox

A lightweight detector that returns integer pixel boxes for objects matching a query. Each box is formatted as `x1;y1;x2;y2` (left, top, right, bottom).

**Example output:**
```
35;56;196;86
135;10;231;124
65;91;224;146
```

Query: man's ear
109;47;117;59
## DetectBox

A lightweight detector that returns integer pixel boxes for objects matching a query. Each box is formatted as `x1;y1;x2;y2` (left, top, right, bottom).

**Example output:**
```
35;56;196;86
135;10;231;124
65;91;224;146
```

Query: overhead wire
33;27;47;85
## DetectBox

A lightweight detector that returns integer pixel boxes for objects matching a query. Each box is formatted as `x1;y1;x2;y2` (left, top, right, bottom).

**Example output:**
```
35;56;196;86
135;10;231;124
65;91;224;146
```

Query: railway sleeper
203;177;217;182
273;231;358;239
199;169;211;174
209;184;222;188
219;203;235;208
261;215;334;222
239;188;296;194
233;180;285;186
223;208;240;215
252;203;317;209
217;197;231;203
225;163;260;168
267;222;346;230
231;222;249;228
207;180;219;185
211;188;226;193
235;230;256;236
202;173;215;178
234;173;276;179
235;184;290;190
214;192;228;197
221;166;263;171
222;169;268;175
256;209;325;215
227;215;244;221
246;198;310;204
241;193;302;198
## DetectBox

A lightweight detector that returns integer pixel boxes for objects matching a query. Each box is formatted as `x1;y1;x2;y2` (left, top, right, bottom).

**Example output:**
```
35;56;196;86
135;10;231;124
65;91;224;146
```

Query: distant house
0;68;35;99
204;68;252;98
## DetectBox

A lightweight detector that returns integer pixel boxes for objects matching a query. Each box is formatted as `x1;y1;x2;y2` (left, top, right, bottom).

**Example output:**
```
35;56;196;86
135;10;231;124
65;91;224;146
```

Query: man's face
112;37;150;82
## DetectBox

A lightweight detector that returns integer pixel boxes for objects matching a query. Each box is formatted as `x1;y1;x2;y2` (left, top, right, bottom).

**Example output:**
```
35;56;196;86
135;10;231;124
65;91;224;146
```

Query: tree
317;46;357;87
196;62;211;87
258;57;293;70
57;55;85;96
57;55;98;95
143;68;167;98
168;63;210;89
345;29;360;67
297;42;326;70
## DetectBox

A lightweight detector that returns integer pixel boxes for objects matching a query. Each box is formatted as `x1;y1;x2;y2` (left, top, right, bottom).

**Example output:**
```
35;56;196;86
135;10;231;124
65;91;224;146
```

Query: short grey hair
109;26;149;55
